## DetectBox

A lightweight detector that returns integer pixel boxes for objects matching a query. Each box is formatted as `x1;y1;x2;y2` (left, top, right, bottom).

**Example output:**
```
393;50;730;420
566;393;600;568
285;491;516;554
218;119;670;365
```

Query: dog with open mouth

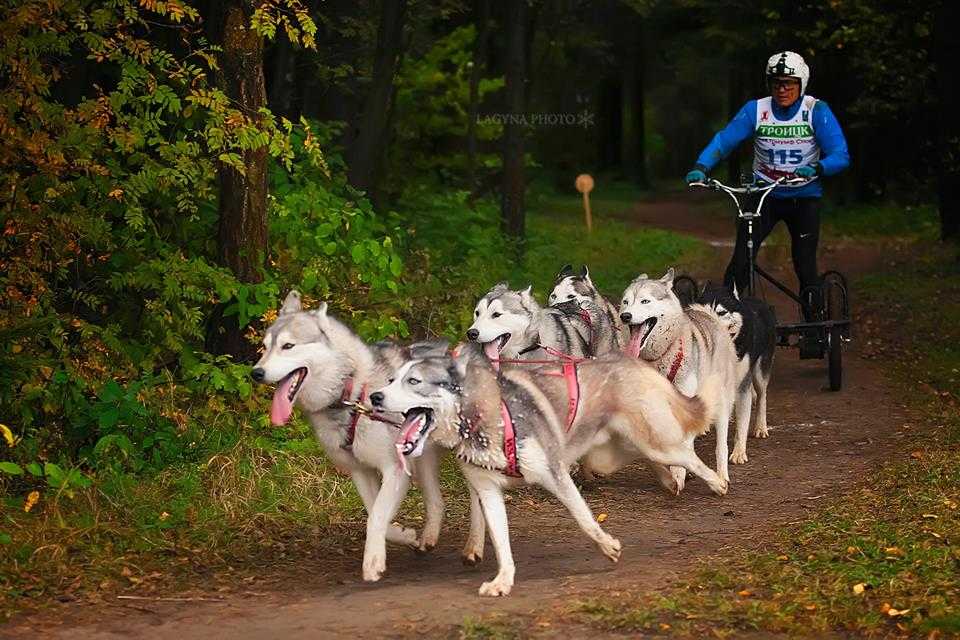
466;282;588;369
619;268;739;489
250;291;485;581
370;342;729;597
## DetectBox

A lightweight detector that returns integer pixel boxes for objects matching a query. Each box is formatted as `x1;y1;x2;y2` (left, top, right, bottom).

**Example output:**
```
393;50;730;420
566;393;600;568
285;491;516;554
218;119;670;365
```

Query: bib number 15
767;149;803;165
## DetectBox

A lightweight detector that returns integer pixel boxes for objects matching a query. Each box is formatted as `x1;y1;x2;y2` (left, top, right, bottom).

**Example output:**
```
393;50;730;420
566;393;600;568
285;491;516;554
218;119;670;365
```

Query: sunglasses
769;79;800;90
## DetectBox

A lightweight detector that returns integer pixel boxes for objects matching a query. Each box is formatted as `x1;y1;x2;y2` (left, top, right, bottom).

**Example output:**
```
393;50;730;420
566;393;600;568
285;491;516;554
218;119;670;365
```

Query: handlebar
687;175;815;220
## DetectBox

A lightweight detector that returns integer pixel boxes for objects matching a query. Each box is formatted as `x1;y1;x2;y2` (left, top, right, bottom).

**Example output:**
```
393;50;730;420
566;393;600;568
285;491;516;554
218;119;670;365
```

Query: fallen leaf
777;555;789;561
885;546;905;557
159;511;170;521
738;589;752;597
922;514;938;520
887;607;910;617
0;424;16;447
596;513;608;523
804;604;817;611
846;546;859;554
659;623;672;631
880;602;891;614
910;451;923;460
853;583;866;595
23;491;39;513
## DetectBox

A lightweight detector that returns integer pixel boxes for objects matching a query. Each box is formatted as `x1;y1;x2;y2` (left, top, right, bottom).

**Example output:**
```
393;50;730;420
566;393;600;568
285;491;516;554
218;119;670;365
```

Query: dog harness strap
500;400;522;478
667;337;684;383
517;342;541;356
341;379;367;448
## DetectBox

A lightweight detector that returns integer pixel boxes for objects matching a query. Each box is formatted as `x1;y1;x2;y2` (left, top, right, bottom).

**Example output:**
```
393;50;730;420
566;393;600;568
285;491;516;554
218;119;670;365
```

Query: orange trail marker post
575;173;594;233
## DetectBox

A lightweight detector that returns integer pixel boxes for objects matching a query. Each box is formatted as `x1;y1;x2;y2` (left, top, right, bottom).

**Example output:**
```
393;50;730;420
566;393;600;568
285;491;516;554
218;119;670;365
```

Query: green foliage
389;25;503;191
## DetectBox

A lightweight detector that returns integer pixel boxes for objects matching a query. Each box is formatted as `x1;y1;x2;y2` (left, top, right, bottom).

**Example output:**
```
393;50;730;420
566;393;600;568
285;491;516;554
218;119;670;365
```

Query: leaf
0;462;24;475
26;462;43;477
0;424;16;447
852;583;866;595
0;533;10;545
596;513;607;523
44;462;66;487
24;491;39;513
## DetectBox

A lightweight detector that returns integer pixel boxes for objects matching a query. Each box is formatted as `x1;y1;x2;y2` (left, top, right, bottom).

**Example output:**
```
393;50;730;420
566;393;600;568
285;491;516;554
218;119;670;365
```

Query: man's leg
784;198;821;320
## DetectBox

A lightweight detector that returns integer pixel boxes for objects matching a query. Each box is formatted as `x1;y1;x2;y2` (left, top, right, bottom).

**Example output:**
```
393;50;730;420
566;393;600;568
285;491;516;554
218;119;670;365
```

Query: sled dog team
251;265;777;597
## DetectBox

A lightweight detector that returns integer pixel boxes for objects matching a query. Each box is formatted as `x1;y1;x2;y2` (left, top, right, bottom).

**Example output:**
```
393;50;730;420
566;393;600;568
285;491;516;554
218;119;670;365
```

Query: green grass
564;242;960;638
821;201;938;240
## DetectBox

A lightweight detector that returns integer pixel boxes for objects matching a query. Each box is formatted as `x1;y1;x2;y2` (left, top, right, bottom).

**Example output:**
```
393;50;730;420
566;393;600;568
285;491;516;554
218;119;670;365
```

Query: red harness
493;345;585;432
666;337;685;383
340;377;401;449
499;400;522;477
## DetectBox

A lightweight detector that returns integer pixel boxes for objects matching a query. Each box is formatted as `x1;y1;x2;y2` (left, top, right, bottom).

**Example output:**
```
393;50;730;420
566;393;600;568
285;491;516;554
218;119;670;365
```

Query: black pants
723;197;821;318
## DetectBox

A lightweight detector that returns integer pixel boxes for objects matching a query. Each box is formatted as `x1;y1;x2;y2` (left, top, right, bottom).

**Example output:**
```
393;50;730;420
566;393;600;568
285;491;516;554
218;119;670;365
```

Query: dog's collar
517;341;541;356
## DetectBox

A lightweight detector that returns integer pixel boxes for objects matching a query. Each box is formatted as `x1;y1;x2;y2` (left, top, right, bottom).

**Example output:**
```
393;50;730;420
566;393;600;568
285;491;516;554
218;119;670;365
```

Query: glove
685;168;707;184
795;165;818;179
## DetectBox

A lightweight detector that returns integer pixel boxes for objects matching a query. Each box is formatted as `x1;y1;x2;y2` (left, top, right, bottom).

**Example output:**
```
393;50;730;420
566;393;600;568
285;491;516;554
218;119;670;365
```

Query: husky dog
467;282;588;363
697;283;777;461
251;292;482;581
548;264;629;353
619;268;739;486
370;344;728;597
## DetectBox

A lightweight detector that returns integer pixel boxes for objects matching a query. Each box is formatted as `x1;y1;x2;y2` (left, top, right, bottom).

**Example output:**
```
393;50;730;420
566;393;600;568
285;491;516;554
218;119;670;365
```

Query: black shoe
799;286;823;323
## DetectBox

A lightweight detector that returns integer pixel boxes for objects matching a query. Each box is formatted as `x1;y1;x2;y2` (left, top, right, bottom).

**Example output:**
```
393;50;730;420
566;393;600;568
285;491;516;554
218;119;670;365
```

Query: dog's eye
566;294;574;300
491;312;501;319
717;310;727;316
622;299;628;305
640;299;650;304
387;377;395;384
407;377;421;385
282;343;295;350
474;310;480;317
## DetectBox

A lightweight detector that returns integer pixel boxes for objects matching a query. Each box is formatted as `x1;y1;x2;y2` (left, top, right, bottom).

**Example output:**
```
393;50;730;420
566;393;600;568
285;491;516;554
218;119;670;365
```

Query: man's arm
693;100;757;172
813;101;850;176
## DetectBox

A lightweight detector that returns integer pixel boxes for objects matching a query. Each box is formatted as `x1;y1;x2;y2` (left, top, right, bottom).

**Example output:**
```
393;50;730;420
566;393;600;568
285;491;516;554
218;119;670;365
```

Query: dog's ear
660;267;676;286
408;339;450;359
634;272;648;282
310;301;330;331
489;281;510;296
519;285;535;305
556;264;573;280
732;282;741;301
279;290;302;316
580;265;593;284
452;349;470;380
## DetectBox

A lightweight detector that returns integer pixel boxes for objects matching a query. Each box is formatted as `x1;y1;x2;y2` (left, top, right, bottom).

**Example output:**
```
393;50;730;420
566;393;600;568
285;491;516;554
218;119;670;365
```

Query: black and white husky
697;283;777;461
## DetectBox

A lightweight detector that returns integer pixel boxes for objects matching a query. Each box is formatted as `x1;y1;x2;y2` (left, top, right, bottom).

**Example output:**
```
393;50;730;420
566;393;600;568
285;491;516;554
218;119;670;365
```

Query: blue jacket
695;98;850;198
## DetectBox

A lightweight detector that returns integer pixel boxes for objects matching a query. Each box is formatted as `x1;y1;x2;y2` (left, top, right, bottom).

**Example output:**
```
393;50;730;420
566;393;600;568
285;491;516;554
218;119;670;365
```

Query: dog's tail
668;371;721;437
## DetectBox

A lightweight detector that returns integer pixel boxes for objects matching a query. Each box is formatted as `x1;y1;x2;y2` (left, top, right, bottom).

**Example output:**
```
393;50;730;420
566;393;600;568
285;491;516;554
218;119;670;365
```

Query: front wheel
823;273;848;391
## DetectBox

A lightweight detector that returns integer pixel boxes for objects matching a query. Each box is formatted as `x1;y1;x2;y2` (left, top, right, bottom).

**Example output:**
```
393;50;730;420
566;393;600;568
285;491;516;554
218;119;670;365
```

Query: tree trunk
467;0;490;195
500;0;527;240
621;16;648;188
346;0;407;199
213;1;269;358
934;1;960;241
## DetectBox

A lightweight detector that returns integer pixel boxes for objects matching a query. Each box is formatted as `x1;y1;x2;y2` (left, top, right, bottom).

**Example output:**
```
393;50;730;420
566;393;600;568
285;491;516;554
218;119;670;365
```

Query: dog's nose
466;328;479;341
620;312;632;323
251;367;265;383
369;391;384;407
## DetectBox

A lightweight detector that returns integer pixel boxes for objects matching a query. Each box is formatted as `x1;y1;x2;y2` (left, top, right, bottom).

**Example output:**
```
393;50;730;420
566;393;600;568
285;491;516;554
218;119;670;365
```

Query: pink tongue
398;413;426;449
626;327;645;359
270;373;296;426
483;340;501;371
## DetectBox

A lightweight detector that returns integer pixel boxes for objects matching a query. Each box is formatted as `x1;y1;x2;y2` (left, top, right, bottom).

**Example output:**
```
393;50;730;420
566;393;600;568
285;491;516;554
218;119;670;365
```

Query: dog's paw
478;577;513;597
753;425;770;439
461;550;484;566
598;536;622;562
388;524;419;548
671;467;686;494
418;529;439;553
362;550;387;582
729;448;748;464
711;478;730;496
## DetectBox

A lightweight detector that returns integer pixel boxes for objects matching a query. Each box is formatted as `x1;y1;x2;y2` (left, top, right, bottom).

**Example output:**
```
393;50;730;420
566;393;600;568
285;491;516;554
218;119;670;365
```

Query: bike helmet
766;51;809;95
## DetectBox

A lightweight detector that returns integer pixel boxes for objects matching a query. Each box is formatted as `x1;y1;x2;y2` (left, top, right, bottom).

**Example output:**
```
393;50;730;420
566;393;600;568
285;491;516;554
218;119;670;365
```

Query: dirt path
4;193;910;639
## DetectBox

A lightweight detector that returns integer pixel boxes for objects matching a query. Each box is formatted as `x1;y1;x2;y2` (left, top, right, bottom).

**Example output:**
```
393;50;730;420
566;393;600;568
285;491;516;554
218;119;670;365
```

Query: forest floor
3;191;944;639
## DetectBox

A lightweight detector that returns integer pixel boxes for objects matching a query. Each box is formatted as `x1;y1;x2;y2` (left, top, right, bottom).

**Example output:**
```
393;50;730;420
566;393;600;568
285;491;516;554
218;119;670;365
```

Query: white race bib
752;95;819;186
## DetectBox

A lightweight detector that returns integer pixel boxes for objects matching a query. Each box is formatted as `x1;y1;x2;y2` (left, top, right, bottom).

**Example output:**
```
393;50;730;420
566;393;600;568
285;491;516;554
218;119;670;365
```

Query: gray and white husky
370;344;728;597
620;268;739;487
467;282;588;362
697;283;777;461
251;292;483;581
548;264;629;353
